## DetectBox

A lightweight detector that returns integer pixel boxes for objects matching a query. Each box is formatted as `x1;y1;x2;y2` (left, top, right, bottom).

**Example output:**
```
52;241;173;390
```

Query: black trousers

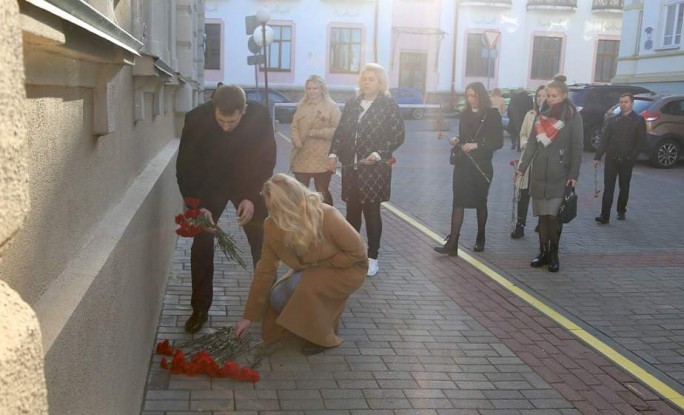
601;157;634;218
346;197;382;260
294;171;333;206
190;196;265;312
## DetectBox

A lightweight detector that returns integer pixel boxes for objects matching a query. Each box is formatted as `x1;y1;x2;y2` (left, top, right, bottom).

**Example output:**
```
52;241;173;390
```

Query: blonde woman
515;75;583;272
291;75;341;205
328;63;405;277
234;174;367;355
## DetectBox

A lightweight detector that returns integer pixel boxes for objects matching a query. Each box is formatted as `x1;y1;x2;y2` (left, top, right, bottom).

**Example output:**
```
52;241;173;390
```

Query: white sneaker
367;258;379;277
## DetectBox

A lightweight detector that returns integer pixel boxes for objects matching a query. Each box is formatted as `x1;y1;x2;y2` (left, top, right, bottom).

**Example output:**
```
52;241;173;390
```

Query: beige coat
516;109;537;190
243;205;367;347
290;99;341;173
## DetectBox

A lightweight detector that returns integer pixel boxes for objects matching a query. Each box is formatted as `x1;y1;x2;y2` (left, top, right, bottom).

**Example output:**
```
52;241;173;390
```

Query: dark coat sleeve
481;108;504;153
630;115;646;160
235;104;277;205
176;106;206;206
377;98;405;160
329;99;356;161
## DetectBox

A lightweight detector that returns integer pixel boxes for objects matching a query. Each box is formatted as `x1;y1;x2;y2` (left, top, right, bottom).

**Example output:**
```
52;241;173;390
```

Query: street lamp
254;8;273;111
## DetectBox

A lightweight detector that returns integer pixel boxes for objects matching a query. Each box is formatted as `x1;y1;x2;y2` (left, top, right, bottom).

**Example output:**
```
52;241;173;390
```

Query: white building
613;0;684;94
204;0;624;101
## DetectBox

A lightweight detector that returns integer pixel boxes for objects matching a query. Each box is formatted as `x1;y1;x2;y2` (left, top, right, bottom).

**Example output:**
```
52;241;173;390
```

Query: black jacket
595;111;646;161
176;101;276;208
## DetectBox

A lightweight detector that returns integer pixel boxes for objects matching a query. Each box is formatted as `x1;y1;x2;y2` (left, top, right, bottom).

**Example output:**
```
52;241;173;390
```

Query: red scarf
534;101;573;147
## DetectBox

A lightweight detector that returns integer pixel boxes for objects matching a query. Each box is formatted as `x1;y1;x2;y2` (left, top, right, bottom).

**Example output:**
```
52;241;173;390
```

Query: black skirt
452;156;492;209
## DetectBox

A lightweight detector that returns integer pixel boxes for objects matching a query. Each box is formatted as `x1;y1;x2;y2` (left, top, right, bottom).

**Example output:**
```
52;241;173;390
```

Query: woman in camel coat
235;174;367;354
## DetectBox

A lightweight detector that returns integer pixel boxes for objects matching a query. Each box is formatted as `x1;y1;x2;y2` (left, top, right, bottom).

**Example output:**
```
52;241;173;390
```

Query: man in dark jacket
507;88;534;150
176;84;276;333
593;93;646;224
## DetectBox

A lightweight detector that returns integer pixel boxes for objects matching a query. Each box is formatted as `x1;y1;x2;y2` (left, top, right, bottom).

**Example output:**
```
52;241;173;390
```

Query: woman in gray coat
515;75;583;272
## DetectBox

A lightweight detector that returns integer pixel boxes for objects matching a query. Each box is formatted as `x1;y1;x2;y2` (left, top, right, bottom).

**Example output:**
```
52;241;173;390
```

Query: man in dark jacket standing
593;93;646;224
177;84;276;333
507;88;534;150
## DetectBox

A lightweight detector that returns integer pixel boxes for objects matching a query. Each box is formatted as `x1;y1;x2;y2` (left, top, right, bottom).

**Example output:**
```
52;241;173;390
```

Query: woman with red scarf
515;75;583;272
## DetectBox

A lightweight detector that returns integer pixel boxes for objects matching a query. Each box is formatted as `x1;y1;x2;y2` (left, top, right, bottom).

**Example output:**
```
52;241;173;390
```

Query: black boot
548;243;559;272
434;234;459;256
510;222;525;239
473;233;485;252
530;244;549;267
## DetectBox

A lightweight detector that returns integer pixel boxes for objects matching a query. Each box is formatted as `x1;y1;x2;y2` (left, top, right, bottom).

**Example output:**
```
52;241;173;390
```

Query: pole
487;47;491;91
261;23;270;111
254;56;259;92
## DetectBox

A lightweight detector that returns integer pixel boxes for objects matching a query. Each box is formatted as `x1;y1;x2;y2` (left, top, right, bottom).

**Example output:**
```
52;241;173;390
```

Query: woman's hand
449;136;460;145
234;319;252;338
359;154;378;165
327;157;337;172
462;143;478;153
292;137;303;148
566;179;577;187
514;170;523;182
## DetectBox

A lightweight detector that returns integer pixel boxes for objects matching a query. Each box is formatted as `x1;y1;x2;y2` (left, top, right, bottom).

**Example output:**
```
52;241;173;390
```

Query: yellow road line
381;200;684;411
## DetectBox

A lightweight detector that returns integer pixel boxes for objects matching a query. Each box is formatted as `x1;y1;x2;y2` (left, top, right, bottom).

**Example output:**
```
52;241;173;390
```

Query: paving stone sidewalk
141;128;682;414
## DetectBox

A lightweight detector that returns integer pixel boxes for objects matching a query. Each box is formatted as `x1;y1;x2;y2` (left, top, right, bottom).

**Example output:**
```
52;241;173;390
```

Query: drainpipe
374;0;379;62
450;3;459;110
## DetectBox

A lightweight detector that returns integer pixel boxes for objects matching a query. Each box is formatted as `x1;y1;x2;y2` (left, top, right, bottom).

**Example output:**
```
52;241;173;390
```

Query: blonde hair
301;74;334;105
261;174;325;255
357;63;390;97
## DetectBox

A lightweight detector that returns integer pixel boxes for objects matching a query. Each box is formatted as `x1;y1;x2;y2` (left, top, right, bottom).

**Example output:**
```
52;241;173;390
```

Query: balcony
460;0;512;7
527;0;577;10
592;0;624;12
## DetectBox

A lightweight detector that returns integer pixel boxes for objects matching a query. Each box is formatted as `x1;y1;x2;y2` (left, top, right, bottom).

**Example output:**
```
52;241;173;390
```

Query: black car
605;94;684;168
243;88;296;123
567;84;653;150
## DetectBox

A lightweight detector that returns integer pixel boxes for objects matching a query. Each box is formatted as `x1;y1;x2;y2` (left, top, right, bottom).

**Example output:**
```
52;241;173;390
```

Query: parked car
567;84;653;150
390;87;428;120
604;94;684;168
243;88;296;123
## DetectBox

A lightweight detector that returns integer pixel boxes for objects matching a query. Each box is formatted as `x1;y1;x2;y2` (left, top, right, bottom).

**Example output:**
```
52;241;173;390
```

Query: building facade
0;0;205;413
613;0;684;93
205;0;624;101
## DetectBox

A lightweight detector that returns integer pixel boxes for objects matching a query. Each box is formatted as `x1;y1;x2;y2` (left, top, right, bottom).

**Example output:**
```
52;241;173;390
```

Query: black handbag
558;186;577;224
449;113;487;165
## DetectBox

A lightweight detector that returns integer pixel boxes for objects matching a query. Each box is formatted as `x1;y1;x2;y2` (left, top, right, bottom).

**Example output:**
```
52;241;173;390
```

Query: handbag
558;185;577;224
269;269;302;314
450;112;487;165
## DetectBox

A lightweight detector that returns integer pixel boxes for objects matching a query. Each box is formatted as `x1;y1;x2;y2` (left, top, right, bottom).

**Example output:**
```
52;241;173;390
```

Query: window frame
262;23;293;73
594;38;620;83
530;35;563;81
204;22;222;71
329;26;363;74
464;32;498;78
661;0;684;48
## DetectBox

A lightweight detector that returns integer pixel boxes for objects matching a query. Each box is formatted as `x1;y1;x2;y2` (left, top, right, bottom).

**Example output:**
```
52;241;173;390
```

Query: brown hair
620;92;634;102
546;74;568;97
465;82;491;111
212;84;247;114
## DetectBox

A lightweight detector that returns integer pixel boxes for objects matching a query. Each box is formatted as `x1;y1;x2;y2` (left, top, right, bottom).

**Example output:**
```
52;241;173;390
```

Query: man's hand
514;170;523;182
237;199;254;226
592;160;600;168
234;319;252;338
566;179;577;187
327;157;337;172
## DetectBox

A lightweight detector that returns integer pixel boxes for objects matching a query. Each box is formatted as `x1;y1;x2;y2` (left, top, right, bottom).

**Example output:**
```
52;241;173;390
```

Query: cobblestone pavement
141;120;683;414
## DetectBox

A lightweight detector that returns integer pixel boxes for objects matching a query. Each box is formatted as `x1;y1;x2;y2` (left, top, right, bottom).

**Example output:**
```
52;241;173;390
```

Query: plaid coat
330;94;405;204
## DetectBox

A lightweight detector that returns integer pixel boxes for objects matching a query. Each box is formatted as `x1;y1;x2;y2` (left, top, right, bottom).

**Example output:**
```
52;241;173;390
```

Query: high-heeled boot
434;234;459;256
547;243;559;272
530;243;549;267
473;232;485;252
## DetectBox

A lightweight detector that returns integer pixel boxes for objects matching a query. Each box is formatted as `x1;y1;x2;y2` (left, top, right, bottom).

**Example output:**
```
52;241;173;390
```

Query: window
531;36;562;80
330;27;362;73
465;33;497;77
594;39;619;82
266;25;292;72
204;23;221;70
663;1;683;47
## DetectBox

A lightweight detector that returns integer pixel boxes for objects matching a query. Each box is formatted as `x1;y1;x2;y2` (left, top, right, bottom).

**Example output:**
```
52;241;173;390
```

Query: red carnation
184;208;201;219
387;157;397;166
184;197;201;208
509;159;519;166
160;358;169;369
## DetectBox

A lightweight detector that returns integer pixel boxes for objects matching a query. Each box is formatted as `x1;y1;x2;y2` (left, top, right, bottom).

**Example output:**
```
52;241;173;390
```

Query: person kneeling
234;174;368;355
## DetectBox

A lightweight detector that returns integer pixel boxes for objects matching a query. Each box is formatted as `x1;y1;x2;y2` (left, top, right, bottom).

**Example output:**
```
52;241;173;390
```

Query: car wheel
411;108;425;120
650;138;680;168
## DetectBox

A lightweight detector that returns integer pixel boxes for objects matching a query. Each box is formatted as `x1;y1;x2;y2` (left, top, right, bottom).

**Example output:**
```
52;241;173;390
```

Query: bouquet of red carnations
155;326;266;382
175;197;246;268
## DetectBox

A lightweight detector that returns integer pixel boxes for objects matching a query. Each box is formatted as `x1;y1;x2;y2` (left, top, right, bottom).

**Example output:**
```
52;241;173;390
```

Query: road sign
245;15;258;36
248;36;261;54
247;54;265;66
483;30;500;49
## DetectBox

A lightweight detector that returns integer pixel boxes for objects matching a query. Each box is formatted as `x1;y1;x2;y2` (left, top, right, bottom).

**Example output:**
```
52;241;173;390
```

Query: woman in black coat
434;82;503;256
328;63;405;277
